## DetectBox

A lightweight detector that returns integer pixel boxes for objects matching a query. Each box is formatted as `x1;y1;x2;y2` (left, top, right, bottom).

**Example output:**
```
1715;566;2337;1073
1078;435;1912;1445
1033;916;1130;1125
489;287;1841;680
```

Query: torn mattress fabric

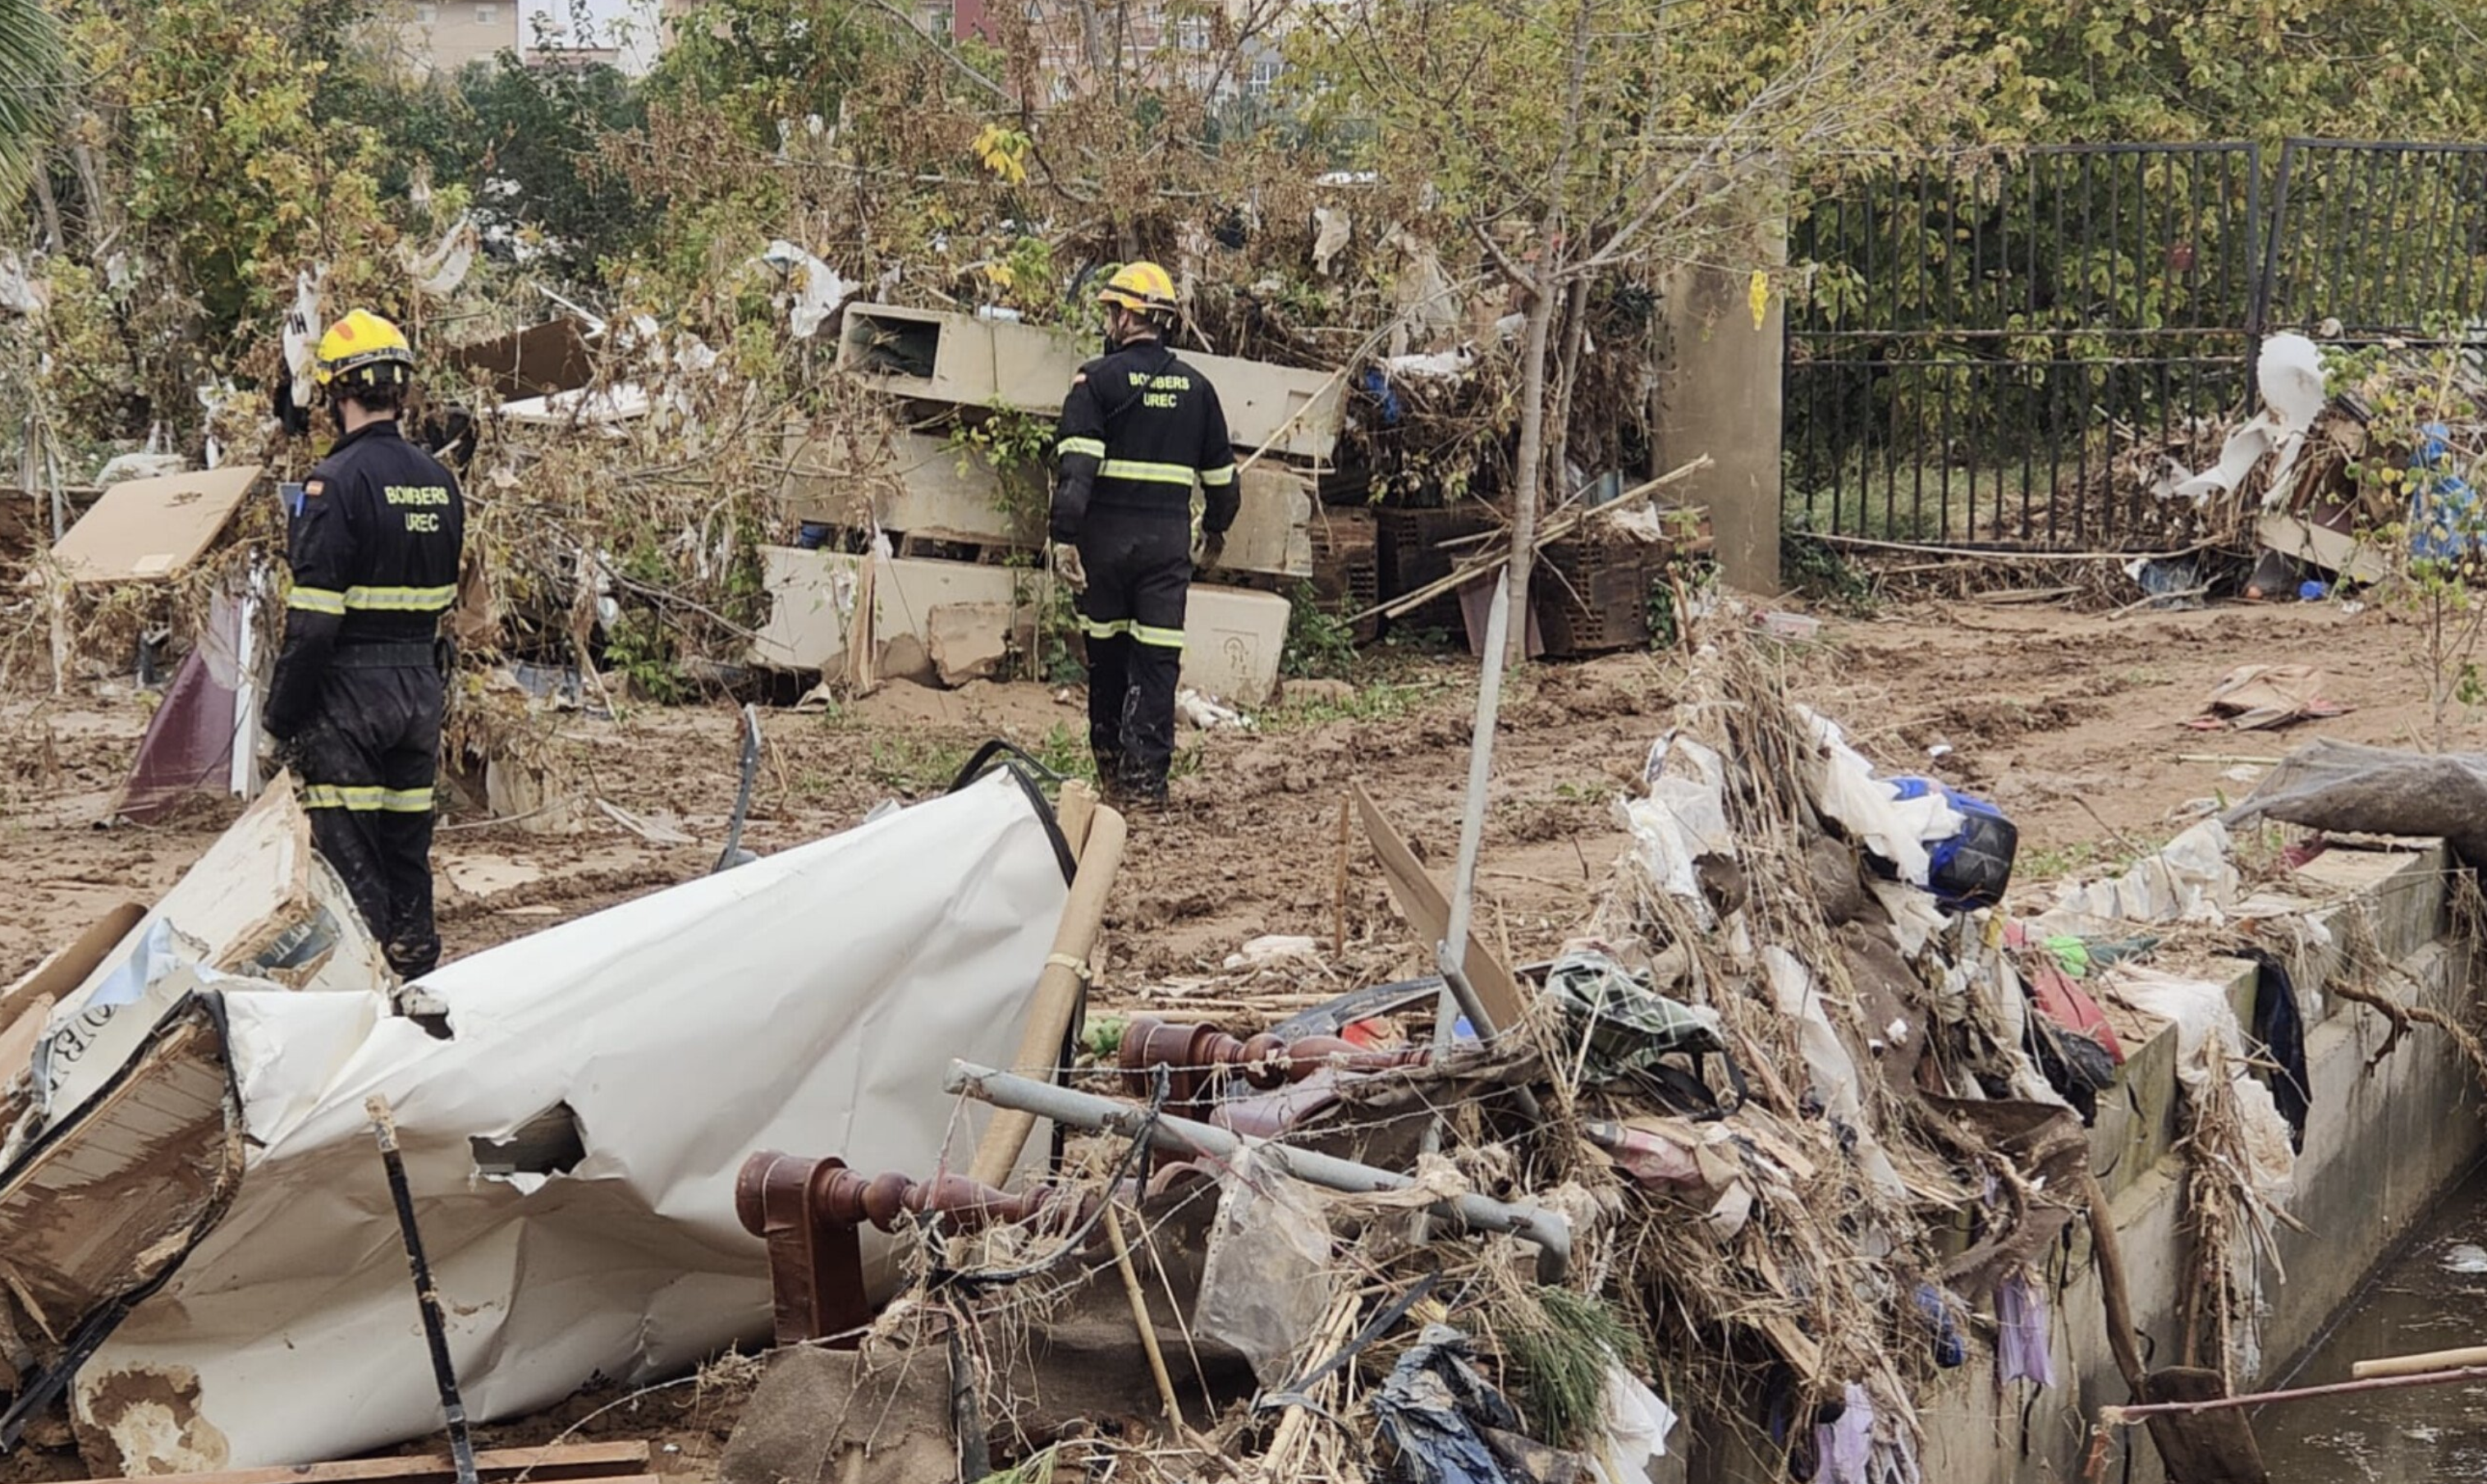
43;771;1069;1474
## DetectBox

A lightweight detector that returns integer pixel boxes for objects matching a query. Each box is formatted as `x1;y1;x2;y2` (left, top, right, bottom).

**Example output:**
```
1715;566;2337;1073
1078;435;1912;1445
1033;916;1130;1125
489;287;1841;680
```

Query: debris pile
6;621;2445;1482
685;630;2328;1484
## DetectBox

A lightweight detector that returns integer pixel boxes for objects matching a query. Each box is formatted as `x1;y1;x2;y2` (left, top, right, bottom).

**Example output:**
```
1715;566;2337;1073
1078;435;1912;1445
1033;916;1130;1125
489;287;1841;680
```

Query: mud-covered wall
1663;844;2483;1484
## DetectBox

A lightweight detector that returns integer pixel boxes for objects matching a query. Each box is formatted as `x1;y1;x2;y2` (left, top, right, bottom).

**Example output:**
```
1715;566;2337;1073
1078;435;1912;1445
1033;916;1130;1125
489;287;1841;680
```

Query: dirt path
1;599;2462;997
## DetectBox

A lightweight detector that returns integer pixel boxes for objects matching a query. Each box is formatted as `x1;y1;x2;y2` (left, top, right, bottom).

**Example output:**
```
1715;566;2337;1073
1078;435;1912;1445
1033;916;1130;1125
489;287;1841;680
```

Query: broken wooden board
0;996;244;1440
56;1440;650;1484
445;318;597;402
1349;781;1527;1028
46;776;386;1028
0;900;144;1030
2257;510;2389;585
2137;1367;2272;1484
48;465;264;584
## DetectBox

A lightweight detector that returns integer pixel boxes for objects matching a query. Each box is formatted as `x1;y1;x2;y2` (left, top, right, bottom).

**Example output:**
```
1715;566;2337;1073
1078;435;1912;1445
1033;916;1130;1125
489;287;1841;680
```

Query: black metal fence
1785;140;2487;550
2260;141;2487;341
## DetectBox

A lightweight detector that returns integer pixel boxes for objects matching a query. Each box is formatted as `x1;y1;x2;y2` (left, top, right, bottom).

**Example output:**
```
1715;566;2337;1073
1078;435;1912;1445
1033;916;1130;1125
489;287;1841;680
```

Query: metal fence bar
1783;142;2261;549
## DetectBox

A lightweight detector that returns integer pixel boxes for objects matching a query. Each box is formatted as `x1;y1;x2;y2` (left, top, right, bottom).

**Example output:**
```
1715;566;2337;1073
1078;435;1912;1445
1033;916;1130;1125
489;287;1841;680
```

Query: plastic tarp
2225;737;2487;866
66;772;1070;1473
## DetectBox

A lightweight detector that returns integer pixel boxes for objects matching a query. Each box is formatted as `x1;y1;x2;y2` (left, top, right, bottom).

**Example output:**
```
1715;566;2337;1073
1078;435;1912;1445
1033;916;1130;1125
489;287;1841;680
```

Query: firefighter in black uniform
263;309;466;978
1049;261;1237;809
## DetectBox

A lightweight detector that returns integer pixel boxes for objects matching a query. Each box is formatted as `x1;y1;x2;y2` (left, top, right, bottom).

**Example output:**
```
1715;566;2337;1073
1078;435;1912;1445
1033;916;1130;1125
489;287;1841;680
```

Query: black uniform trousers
294;650;447;978
1076;509;1191;800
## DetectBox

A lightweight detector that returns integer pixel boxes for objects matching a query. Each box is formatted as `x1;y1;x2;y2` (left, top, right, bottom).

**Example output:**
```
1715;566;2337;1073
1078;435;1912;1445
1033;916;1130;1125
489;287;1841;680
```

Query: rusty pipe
1117;1015;1427;1106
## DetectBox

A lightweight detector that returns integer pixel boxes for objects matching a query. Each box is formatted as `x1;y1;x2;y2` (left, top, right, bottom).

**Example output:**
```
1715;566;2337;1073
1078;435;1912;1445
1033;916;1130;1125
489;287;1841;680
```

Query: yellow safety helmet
1097;260;1178;317
314;309;415;396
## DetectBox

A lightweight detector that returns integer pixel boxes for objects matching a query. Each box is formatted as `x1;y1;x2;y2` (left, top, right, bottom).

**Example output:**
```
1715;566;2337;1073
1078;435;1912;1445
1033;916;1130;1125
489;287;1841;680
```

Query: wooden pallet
61;1440;653;1484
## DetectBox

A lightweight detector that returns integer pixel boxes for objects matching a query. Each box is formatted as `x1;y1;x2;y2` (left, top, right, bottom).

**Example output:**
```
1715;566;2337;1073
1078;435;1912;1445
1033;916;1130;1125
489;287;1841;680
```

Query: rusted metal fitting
1118;1015;1426;1108
736;1152;1166;1344
736;1151;873;1347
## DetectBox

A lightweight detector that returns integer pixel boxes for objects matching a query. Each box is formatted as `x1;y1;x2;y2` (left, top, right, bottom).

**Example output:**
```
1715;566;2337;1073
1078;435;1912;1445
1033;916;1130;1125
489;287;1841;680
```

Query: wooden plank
0;900;144;1027
1349;781;1526;1028
0;993;52;1079
55;1441;651;1484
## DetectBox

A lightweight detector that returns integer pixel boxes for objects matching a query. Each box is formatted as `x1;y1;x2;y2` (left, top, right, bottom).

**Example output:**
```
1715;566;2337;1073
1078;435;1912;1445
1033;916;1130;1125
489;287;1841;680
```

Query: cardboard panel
50;465;263;584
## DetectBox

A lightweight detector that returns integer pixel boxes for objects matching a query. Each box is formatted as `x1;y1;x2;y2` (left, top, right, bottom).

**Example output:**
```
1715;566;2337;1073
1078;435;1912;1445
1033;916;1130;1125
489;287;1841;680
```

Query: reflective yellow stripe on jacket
1097;459;1198;487
286;584;454;615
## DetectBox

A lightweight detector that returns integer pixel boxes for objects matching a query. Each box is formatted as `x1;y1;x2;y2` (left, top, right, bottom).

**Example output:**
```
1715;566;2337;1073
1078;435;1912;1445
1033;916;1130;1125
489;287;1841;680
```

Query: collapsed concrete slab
838;303;1343;462
0;771;1071;1473
751;545;1287;704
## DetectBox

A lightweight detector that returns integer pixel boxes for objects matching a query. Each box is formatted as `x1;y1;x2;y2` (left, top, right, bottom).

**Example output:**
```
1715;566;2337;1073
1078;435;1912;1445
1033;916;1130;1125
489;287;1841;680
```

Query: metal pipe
2100;1365;2487;1423
366;1097;481;1484
945;1061;1571;1281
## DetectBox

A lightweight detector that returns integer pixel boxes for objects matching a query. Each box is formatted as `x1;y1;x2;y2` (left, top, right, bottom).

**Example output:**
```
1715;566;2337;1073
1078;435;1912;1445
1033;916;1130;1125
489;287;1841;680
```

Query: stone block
1179;584;1289;708
1220;468;1314;579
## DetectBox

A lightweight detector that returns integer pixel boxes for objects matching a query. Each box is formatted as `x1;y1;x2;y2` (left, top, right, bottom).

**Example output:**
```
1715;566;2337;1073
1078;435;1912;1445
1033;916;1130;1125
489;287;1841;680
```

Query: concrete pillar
1658;222;1786;595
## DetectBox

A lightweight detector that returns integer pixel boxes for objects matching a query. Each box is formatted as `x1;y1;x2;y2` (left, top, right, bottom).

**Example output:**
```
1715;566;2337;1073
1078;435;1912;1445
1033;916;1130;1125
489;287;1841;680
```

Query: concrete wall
1677;845;2482;1482
1657;235;1784;596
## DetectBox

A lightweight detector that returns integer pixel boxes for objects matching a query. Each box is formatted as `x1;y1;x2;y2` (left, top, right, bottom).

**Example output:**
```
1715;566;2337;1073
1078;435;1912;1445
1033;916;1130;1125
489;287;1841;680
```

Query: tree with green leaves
1974;0;2487;143
1291;0;1987;658
347;53;653;284
0;0;60;204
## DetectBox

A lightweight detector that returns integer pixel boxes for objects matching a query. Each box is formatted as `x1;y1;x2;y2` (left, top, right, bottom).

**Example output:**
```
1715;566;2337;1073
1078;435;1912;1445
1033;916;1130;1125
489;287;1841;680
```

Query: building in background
937;0;1285;104
382;0;661;78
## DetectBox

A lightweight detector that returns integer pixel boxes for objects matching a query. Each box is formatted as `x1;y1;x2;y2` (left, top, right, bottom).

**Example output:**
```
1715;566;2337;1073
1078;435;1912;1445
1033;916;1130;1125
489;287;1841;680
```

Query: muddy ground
0;594;2463;1476
1;598;2458;992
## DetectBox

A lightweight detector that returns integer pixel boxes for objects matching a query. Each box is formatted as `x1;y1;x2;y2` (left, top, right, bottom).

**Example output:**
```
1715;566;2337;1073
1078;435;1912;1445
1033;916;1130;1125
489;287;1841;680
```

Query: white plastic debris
2109;967;2296;1199
1310;206;1351;275
1177;687;1252;731
1585;1365;1680;1484
1763;948;1906;1200
1800;709;1962;888
1224;934;1320;969
1380;347;1477;381
1196;1147;1337;1387
2169;333;2325;506
404;214;479;298
94;451;189;487
1624;735;1735;927
0;249;44;315
761;240;854;340
2031;818;2239;936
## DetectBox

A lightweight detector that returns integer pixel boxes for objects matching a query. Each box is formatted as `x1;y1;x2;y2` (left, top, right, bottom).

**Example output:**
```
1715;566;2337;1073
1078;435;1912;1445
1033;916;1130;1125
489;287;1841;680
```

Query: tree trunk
1504;248;1560;666
1505;0;1596;666
1545;273;1592;502
30;162;63;254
